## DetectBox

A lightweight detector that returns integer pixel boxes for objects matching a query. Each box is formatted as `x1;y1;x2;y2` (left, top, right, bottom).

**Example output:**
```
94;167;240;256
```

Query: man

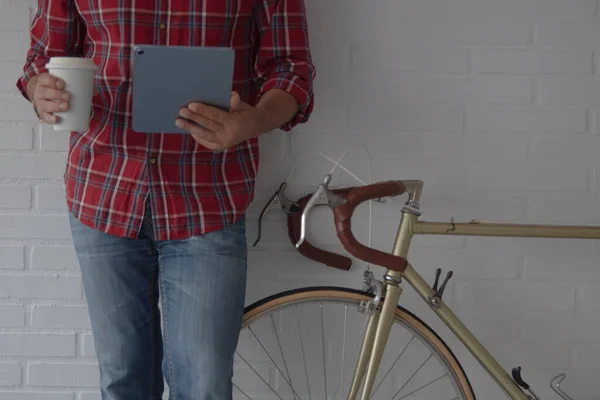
16;0;314;398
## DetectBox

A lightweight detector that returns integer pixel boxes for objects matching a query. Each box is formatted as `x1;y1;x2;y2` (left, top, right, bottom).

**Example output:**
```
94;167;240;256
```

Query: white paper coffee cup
45;57;97;132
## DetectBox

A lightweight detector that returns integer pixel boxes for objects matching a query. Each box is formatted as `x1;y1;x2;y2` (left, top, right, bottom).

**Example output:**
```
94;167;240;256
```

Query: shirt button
159;23;166;30
150;158;157;164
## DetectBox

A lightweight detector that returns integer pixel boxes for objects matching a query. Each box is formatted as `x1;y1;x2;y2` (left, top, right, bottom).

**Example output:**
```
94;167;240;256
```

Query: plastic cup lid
46;57;97;70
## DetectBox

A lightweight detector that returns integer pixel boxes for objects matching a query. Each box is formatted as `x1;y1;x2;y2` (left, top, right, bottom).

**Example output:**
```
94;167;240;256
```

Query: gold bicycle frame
347;181;600;400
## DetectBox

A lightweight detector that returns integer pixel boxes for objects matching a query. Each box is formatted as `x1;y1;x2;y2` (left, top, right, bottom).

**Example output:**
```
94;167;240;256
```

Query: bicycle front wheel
234;286;475;400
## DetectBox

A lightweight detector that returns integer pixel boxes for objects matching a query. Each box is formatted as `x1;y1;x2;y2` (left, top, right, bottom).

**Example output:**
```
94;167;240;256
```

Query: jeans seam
159;265;176;399
150;259;159;400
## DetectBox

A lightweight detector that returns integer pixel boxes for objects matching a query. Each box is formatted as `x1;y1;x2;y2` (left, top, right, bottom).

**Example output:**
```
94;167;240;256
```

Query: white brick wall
2;0;600;398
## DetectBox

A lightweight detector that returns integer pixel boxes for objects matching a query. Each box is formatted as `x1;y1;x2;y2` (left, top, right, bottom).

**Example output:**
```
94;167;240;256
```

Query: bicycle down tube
346;180;600;400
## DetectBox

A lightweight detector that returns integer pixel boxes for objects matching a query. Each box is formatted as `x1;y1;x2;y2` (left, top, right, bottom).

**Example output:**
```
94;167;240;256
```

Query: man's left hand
176;91;267;151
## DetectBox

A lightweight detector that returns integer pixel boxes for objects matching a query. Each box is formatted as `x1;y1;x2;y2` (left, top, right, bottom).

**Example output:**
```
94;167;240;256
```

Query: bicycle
233;159;600;400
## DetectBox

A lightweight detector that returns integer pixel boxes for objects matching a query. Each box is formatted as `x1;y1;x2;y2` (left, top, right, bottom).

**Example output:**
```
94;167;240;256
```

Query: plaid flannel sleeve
253;0;316;131
16;0;85;100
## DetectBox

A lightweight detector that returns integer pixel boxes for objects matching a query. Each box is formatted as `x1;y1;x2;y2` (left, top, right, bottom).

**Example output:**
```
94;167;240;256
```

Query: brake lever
296;174;347;248
253;182;300;247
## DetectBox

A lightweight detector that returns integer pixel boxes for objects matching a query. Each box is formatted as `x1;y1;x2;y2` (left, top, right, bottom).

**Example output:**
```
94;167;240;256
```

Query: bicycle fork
347;276;404;400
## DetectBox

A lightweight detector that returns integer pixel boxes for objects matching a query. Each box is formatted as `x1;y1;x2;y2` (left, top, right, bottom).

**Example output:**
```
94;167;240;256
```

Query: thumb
230;91;242;111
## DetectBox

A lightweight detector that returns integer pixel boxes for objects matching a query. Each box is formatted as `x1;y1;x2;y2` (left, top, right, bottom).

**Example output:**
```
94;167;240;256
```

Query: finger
176;117;218;138
191;133;222;150
38;73;65;90
41;111;59;124
187;102;227;124
230;91;241;111
37;99;69;114
179;108;224;133
37;86;70;102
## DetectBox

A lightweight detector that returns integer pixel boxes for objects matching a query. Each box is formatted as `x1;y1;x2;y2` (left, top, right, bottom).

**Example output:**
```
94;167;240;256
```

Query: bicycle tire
242;286;476;400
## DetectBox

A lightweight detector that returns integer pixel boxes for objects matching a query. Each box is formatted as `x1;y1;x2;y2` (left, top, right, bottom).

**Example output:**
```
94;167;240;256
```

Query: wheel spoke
296;305;312;400
246;325;302;400
321;303;328;400
331;311;371;400
371;336;416;397
339;305;348;400
236;291;471;400
270;313;300;400
233;382;252;400
395;374;447;400
391;353;434;400
235;351;284;400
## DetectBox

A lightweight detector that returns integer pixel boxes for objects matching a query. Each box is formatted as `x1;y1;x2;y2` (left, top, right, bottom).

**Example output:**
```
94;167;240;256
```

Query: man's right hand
26;73;70;124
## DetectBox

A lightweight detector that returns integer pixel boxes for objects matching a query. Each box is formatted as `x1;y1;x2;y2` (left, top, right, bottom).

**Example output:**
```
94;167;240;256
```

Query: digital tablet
131;45;234;134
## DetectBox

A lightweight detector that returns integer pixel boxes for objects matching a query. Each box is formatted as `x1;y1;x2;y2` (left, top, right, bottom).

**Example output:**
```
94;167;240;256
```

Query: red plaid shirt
17;0;315;240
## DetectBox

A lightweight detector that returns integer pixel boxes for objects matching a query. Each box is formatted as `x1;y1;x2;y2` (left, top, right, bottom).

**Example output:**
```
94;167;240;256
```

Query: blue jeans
69;211;247;400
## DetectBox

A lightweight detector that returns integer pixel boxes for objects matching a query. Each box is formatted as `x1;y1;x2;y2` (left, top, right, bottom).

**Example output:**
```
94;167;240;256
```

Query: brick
32;305;91;329
351;47;470;73
1;155;66;179
79;394;100;400
0;216;72;239
468;135;531;164
536;20;600;47
0;334;76;357
467;162;589;192
526;197;600;224
290;132;406;160
0;394;72;400
576;344;600;369
28;363;98;388
0;186;30;208
467;107;587;134
32;246;79;270
582;283;600;311
82;334;95;357
404;134;529;163
456;281;576;311
372;159;465;192
257;132;286;162
0;126;33;150
476;0;597;17
476;49;592;74
0;364;20;386
420;192;526;223
456;312;522;340
310;39;349;71
348;104;464;132
0;3;30;31
0;63;23;92
344;75;532;105
0;247;25;270
526;313;600;341
293;101;346;133
356;0;472;17
305;2;354;43
542;76;600;106
409;247;521;280
0;305;24;328
40;125;70;151
355;14;531;46
530;136;592;167
488;340;570;369
523;239;599;281
0;97;36;121
0;275;81;299
0;32;29;62
37;186;67;210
